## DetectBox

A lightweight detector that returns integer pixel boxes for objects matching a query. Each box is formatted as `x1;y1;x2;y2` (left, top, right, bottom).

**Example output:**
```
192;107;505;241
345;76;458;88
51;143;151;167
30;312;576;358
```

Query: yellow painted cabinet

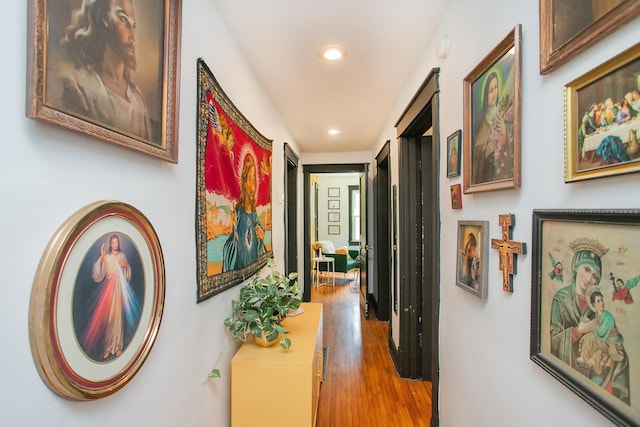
231;303;323;427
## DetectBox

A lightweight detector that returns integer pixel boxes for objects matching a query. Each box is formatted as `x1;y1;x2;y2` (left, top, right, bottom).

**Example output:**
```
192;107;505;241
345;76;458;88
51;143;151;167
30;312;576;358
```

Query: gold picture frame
26;0;182;163
29;200;165;400
564;42;640;182
463;24;522;194
539;0;640;75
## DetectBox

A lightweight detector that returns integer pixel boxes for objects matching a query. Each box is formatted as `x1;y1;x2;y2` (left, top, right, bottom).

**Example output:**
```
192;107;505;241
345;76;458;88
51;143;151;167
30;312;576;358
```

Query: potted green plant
223;258;302;350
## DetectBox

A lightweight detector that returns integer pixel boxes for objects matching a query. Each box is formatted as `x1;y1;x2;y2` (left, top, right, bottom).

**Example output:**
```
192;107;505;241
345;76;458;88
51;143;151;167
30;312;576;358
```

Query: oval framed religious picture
29;200;165;400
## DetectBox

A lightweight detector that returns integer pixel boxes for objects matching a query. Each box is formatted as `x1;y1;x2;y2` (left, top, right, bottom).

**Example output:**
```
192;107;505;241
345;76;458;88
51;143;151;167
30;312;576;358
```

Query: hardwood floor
311;274;432;426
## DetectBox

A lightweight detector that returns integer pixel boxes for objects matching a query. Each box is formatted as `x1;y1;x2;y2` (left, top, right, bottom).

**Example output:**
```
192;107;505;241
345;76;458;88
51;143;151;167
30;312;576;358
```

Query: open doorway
284;144;299;277
394;68;440;424
302;164;369;307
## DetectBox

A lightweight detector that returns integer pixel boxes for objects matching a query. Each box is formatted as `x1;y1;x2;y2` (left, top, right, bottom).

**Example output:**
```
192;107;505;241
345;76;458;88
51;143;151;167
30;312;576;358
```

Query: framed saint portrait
531;209;640;426
456;220;489;299
564;42;640;182
463;25;522;194
539;0;640;75
447;130;461;178
26;0;182;163
29;200;165;400
196;59;273;303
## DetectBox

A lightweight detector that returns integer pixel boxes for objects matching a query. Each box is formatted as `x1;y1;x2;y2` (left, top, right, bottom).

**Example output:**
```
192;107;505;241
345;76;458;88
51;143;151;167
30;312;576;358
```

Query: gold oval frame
29;200;165;400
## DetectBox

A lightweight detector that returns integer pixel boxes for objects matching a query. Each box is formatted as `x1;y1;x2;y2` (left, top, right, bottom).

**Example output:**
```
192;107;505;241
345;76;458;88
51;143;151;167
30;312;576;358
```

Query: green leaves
223;258;301;349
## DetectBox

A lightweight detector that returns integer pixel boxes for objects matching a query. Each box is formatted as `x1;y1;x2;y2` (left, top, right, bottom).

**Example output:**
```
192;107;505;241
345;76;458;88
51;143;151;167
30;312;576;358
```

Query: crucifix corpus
491;214;526;293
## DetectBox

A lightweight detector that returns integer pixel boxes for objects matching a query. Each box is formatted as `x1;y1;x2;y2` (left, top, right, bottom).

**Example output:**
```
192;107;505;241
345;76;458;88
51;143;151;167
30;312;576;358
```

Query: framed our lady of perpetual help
463;24;522;194
531;209;640;426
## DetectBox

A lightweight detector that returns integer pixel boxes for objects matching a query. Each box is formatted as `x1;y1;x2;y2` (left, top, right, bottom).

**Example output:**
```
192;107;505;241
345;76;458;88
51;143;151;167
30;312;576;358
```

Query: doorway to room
302;164;369;310
394;68;441;424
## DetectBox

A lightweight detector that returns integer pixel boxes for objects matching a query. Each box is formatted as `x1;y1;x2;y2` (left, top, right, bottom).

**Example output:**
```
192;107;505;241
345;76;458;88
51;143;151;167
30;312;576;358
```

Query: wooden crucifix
491;214;526;293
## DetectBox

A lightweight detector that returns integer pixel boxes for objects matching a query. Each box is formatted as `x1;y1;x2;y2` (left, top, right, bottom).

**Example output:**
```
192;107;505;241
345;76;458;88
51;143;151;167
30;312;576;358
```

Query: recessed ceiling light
322;45;345;61
328;129;341;135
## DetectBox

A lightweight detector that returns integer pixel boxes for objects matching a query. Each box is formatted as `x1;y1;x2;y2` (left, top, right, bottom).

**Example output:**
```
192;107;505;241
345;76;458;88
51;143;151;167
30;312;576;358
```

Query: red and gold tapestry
196;59;273;302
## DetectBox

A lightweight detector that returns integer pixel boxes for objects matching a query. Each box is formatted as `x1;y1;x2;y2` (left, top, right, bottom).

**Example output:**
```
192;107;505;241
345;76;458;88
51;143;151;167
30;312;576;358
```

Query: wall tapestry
196;58;273;303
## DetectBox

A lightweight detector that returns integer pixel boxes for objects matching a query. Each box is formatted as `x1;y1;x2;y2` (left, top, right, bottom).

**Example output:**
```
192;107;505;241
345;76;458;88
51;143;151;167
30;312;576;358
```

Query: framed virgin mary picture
463;25;522;194
531;209;640;426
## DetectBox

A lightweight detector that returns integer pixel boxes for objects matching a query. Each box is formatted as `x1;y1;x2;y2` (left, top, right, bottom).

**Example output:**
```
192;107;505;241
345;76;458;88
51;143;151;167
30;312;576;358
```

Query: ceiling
210;1;448;153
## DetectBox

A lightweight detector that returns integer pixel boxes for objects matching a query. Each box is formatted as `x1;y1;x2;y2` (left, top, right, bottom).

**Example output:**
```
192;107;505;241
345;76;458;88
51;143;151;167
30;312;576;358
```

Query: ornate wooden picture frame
564;42;640;183
463;25;522;194
456;220;489;299
26;0;182;163
539;0;640;75
531;209;640;426
29;200;165;400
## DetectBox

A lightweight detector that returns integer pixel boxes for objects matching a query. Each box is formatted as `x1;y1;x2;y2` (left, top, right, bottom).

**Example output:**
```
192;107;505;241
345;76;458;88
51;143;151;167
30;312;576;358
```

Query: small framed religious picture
456;220;489;299
447;130;461;178
450;184;462;210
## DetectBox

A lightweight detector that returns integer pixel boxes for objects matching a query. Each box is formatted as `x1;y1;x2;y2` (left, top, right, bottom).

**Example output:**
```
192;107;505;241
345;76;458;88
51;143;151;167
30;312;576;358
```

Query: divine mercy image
73;233;145;362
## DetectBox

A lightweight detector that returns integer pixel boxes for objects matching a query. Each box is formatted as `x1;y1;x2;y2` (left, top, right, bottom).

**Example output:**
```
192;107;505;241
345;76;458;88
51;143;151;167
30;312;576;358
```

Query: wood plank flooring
311;274;432;426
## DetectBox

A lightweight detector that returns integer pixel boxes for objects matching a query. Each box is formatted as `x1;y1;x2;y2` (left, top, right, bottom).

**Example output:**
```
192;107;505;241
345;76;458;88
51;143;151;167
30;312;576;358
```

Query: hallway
311;275;432;426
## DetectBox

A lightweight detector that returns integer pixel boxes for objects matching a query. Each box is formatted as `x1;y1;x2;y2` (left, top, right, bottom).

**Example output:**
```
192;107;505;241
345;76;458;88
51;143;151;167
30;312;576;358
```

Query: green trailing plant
223;258;302;350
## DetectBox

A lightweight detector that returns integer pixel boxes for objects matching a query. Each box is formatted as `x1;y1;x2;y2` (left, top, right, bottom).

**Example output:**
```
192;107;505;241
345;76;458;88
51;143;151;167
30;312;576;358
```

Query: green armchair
314;241;360;281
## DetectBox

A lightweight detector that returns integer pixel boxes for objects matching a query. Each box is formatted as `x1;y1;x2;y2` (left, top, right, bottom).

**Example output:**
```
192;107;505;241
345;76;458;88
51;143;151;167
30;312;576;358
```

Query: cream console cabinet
231;302;324;427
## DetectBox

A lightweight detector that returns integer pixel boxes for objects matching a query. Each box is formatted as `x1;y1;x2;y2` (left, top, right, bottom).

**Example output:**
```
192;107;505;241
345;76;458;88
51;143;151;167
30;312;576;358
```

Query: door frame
284;143;299;277
395;68;440;426
302;163;368;302
374;141;391;322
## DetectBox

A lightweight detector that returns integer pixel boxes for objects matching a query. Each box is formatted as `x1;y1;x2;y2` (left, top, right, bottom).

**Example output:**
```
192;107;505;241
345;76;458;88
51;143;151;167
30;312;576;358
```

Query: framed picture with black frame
531;209;640;426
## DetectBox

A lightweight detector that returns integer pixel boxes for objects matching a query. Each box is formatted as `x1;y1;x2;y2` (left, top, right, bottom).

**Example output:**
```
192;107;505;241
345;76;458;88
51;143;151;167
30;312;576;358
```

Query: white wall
0;1;299;426
315;174;359;247
372;1;640;426
5;1;640;426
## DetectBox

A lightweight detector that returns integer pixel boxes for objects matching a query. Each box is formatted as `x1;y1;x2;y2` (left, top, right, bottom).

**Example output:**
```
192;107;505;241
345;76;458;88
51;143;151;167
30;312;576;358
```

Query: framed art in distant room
539;0;640;75
328;225;340;235
447;130;461;178
26;0;182;163
328;200;340;210
328;187;340;198
564;42;640;183
531;209;640;427
29;200;165;400
463;24;522;194
456;220;488;299
328;212;340;222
